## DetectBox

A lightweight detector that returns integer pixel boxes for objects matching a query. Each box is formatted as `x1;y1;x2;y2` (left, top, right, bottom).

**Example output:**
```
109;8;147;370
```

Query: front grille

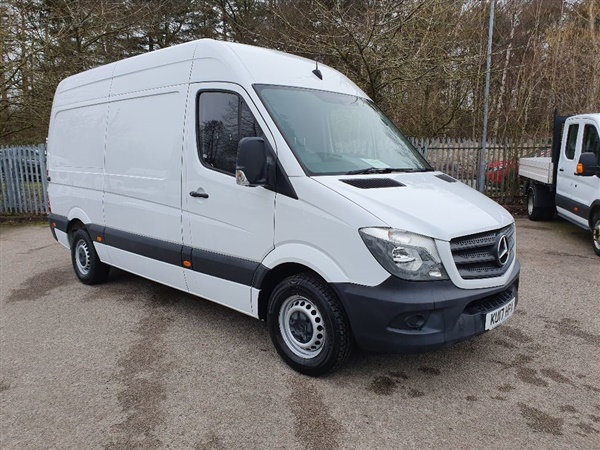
450;225;515;279
464;287;515;315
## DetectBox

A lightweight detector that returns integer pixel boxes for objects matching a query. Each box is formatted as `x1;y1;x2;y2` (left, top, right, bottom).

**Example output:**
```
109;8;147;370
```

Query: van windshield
254;85;431;175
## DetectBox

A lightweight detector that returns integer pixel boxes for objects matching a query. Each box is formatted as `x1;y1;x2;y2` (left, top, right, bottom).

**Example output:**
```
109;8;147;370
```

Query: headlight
359;228;448;281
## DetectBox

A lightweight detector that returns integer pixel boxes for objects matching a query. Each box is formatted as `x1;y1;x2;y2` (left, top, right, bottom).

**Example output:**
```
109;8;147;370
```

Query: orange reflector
183;260;192;268
576;163;583;174
96;236;102;242
52;222;57;227
573;207;578;212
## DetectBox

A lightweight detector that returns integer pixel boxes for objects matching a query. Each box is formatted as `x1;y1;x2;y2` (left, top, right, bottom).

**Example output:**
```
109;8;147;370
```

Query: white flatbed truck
519;113;600;256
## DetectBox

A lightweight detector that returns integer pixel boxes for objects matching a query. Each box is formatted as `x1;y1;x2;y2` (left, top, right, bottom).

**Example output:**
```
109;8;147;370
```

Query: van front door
556;121;587;227
182;83;275;316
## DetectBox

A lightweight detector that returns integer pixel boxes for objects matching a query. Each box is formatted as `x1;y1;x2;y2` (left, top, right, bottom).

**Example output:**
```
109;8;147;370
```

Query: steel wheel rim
527;193;534;215
279;295;326;359
594;220;600;250
75;239;91;276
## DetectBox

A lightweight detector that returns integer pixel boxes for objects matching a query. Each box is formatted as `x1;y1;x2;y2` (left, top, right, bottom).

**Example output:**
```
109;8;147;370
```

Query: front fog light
360;227;449;281
429;269;444;278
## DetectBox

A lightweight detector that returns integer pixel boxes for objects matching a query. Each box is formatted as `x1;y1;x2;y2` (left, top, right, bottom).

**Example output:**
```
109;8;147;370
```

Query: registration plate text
485;298;515;330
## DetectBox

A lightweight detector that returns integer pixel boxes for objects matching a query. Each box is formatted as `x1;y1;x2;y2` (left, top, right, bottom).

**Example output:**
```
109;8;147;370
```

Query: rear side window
564;124;579;160
582;124;600;164
197;91;262;175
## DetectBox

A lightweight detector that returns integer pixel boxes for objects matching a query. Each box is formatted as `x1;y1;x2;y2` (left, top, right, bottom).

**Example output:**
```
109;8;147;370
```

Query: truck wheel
527;186;552;221
268;273;353;376
593;213;600;257
70;229;110;285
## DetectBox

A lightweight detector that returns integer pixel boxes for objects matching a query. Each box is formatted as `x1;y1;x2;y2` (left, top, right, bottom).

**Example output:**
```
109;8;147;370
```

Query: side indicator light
183;260;192;268
576;163;583;174
52;222;57;227
96;236;102;242
573;207;578;212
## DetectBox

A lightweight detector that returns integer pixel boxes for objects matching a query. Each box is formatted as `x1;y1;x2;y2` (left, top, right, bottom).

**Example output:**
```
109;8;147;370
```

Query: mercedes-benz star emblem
495;235;510;267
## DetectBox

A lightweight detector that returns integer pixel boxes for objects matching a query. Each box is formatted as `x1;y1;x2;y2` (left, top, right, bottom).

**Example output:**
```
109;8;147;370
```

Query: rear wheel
527;185;552;221
592;212;600;257
70;229;110;284
268;273;353;376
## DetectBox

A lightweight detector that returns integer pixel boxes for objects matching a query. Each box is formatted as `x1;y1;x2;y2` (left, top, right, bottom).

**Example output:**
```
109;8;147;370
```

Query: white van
47;39;520;375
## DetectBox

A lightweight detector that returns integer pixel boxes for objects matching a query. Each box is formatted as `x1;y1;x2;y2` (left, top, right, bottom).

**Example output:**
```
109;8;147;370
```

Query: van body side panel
103;87;188;291
53;63;115;108
105;247;189;293
47;101;109;231
110;41;197;95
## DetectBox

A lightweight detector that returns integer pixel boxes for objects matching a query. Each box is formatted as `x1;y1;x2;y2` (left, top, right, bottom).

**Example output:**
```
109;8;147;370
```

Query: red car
485;160;517;185
486;149;550;185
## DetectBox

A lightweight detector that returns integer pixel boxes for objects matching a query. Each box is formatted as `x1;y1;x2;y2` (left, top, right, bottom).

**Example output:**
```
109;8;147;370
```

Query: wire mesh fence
0;138;551;215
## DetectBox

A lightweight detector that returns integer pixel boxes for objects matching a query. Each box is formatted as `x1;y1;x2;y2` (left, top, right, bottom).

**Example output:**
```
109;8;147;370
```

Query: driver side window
197;91;262;175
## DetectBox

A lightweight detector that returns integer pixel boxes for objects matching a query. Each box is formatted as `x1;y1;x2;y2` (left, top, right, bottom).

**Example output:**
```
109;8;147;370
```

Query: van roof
568;113;600;122
54;39;366;106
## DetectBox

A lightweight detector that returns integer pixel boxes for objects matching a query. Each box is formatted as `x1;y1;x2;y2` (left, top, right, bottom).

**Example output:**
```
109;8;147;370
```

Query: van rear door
182;83;276;316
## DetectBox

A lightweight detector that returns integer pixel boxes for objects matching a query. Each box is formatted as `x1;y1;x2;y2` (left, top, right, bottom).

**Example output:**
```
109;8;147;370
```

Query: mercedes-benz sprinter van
47;39;520;375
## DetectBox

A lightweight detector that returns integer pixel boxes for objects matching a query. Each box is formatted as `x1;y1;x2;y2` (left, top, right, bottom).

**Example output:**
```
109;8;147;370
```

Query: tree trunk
589;0;598;111
492;10;516;139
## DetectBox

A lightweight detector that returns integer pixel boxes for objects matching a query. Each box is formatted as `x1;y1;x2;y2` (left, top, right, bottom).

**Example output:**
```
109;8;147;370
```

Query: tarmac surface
1;218;599;449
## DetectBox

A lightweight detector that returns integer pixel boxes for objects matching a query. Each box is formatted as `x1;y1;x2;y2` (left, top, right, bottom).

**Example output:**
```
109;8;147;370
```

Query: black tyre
268;273;353;376
527;186;553;221
592;212;600;257
70;228;110;285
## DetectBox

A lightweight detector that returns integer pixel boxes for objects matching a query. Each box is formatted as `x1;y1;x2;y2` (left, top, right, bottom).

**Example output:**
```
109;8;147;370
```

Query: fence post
39;145;48;214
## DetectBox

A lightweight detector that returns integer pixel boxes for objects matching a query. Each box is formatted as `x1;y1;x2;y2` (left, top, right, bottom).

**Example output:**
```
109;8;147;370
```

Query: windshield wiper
345;167;394;175
345;167;433;175
390;167;434;173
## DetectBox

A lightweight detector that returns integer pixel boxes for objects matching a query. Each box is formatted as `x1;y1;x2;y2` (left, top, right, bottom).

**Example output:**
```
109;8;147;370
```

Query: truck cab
520;113;600;255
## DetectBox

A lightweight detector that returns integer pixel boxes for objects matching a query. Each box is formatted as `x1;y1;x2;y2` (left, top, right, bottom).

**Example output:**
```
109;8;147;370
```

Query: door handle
559;168;564;172
189;189;209;199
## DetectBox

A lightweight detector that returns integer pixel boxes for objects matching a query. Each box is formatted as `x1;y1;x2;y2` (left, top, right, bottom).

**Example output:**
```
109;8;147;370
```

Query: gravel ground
1;218;599;449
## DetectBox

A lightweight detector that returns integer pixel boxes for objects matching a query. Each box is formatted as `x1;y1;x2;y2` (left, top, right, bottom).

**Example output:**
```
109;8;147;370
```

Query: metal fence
0;145;48;214
409;137;551;202
0;138;551;215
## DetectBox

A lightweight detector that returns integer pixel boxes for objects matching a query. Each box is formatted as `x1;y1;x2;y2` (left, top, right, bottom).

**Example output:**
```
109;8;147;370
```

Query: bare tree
1;0;598;144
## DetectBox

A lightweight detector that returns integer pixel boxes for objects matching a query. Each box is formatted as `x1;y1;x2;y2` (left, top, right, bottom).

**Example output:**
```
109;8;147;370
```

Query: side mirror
236;137;268;186
576;152;598;177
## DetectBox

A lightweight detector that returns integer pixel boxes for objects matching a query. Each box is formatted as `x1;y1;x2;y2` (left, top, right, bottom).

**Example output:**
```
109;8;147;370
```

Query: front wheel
268;273;353;376
70;229;110;285
592;212;600;257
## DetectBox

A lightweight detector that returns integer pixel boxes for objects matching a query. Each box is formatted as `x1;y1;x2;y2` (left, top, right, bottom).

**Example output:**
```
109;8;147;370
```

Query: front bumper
332;260;520;353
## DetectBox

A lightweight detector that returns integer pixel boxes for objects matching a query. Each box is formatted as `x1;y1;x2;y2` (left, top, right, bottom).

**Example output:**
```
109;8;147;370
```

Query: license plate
485;298;515;330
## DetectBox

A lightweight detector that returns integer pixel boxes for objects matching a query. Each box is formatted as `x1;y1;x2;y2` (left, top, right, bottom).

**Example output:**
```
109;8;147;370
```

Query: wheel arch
589;200;600;229
66;208;92;245
256;262;327;321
